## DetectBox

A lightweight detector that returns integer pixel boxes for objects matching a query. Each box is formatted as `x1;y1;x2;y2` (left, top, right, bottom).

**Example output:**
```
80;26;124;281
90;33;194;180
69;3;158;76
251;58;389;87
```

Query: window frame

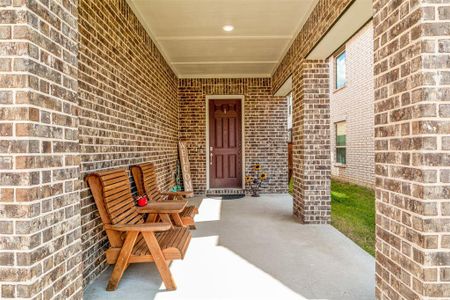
335;121;347;166
334;47;347;91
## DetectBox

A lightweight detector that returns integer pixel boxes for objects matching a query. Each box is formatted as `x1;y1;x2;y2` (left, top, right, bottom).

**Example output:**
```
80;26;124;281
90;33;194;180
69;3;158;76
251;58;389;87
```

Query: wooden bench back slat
131;163;163;202
109;202;135;220
106;189;130;203
86;169;145;227
107;194;132;211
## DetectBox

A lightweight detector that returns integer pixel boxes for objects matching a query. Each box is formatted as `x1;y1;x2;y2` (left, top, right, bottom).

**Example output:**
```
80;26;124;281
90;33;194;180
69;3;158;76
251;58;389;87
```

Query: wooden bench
131;162;198;227
86;168;191;291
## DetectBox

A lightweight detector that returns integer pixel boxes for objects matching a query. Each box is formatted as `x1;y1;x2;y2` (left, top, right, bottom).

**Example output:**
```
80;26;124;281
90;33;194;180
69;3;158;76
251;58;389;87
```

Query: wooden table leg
146;213;157;223
170;213;185;227
159;213;173;226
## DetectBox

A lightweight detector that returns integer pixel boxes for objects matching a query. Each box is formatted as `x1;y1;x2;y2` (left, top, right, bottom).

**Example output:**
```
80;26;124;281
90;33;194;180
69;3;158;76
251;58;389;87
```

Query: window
287;93;293;142
336;121;346;164
335;50;346;90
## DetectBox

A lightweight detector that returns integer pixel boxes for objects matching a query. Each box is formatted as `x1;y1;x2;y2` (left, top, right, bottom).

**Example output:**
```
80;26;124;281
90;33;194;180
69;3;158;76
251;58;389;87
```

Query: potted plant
245;163;268;197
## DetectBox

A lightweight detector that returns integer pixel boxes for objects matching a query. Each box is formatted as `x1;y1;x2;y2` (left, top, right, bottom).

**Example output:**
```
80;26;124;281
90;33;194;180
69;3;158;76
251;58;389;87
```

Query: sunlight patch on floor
154;236;307;300
194;198;222;222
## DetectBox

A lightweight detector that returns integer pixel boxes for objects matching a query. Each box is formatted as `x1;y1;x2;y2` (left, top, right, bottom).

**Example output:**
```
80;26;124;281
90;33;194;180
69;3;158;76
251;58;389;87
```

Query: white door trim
206;95;245;190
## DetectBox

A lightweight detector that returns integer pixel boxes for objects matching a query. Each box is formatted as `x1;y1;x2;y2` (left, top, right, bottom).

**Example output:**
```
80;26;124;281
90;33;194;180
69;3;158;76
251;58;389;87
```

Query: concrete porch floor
84;194;375;300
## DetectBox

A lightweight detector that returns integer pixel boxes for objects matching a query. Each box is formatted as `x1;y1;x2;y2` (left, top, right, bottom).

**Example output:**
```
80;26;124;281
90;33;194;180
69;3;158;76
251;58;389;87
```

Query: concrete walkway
84;194;375;300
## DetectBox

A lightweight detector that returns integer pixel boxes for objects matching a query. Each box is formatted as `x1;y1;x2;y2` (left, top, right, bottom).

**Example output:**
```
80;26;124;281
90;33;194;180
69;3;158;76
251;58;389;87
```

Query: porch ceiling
126;0;318;78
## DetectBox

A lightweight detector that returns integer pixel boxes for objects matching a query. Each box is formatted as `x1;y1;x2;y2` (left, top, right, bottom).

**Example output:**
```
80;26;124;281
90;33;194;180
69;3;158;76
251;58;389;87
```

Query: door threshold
206;188;245;196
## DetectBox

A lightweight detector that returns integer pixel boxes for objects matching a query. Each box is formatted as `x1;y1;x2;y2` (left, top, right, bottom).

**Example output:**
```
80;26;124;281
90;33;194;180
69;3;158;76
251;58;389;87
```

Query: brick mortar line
80;2;174;76
26;6;79;45
0;77;77;105
0;180;80;191
77;106;178;134
0;240;81;285
0;219;80;244
78;37;172;85
0;120;78;130
25;0;79;35
0;165;80;172
375;252;423;289
9;32;79;74
375;194;447;218
78;88;178;123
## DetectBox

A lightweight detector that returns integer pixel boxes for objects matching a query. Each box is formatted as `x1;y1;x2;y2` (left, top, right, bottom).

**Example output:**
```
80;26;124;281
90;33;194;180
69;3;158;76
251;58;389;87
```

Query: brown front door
209;99;242;188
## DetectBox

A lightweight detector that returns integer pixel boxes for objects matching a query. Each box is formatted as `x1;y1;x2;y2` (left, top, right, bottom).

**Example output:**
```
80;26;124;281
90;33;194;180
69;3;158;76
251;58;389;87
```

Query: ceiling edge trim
274;76;293;96
306;0;372;59
172;61;279;65
270;0;319;75
157;35;292;41
125;0;179;77
178;74;272;79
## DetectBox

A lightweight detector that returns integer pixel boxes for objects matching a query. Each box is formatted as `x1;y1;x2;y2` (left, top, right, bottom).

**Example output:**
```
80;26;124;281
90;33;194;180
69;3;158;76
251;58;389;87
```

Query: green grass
288;177;294;194
331;180;375;256
288;178;375;256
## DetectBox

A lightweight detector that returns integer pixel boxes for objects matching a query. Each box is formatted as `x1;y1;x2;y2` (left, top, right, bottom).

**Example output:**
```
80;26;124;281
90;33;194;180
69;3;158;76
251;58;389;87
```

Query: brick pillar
374;0;450;298
0;1;82;298
292;59;331;224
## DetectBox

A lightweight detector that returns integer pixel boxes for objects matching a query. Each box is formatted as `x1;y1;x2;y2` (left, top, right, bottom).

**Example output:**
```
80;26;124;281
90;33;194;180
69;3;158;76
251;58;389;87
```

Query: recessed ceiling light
223;25;234;32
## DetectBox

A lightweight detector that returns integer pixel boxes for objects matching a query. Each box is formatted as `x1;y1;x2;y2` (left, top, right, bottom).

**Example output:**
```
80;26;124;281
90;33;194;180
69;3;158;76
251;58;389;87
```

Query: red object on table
136;195;148;207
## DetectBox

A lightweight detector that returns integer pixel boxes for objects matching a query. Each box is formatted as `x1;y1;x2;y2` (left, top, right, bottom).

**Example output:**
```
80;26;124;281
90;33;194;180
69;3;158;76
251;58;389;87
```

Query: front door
209;99;242;188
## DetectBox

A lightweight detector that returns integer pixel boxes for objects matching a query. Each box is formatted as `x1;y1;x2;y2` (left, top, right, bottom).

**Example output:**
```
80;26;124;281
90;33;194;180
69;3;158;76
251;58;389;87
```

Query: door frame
206;95;245;190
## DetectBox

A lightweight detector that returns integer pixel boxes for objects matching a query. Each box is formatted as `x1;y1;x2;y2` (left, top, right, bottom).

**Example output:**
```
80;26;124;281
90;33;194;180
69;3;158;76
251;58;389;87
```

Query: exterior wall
178;78;288;195
374;0;450;298
0;0;82;298
78;0;179;287
330;22;375;188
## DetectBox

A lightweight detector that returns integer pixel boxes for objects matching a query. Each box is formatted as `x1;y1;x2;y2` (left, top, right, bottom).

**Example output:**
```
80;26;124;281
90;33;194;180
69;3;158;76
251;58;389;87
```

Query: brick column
374;0;450;298
0;1;82;298
292;59;331;224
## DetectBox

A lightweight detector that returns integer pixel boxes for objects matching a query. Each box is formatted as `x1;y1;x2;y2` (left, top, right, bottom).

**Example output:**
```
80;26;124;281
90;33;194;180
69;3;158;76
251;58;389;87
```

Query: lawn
288;178;375;256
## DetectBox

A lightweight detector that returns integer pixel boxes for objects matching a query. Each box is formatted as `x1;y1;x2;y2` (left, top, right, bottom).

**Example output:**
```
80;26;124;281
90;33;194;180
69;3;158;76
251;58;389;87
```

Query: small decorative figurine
245;163;268;197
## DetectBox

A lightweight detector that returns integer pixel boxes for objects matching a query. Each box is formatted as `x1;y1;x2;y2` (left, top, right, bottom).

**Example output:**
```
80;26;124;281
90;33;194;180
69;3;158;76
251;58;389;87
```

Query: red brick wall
78;0;179;287
179;78;288;194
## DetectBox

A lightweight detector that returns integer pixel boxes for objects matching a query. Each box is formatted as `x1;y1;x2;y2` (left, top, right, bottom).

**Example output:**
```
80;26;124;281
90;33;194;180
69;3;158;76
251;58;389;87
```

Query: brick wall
78;0;179;287
374;0;450;298
0;0;82;298
178;78;288;194
292;60;331;224
330;22;375;188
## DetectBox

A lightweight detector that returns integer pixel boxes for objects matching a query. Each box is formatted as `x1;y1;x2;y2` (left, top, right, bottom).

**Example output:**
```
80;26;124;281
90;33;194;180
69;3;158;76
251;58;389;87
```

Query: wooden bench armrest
136;200;187;214
160;191;192;197
104;223;171;232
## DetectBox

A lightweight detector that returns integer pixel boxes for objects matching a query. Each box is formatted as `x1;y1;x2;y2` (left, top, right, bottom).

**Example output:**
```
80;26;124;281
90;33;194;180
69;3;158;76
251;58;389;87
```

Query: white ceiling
127;0;318;78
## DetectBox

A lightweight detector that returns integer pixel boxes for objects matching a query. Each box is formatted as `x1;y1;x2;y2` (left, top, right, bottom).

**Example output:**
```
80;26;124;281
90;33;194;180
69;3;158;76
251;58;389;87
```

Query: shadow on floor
84;194;375;300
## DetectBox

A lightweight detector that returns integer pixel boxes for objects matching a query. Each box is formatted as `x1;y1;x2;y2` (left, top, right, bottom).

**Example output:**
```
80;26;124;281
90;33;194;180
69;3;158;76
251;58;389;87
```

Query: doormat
220;194;245;200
